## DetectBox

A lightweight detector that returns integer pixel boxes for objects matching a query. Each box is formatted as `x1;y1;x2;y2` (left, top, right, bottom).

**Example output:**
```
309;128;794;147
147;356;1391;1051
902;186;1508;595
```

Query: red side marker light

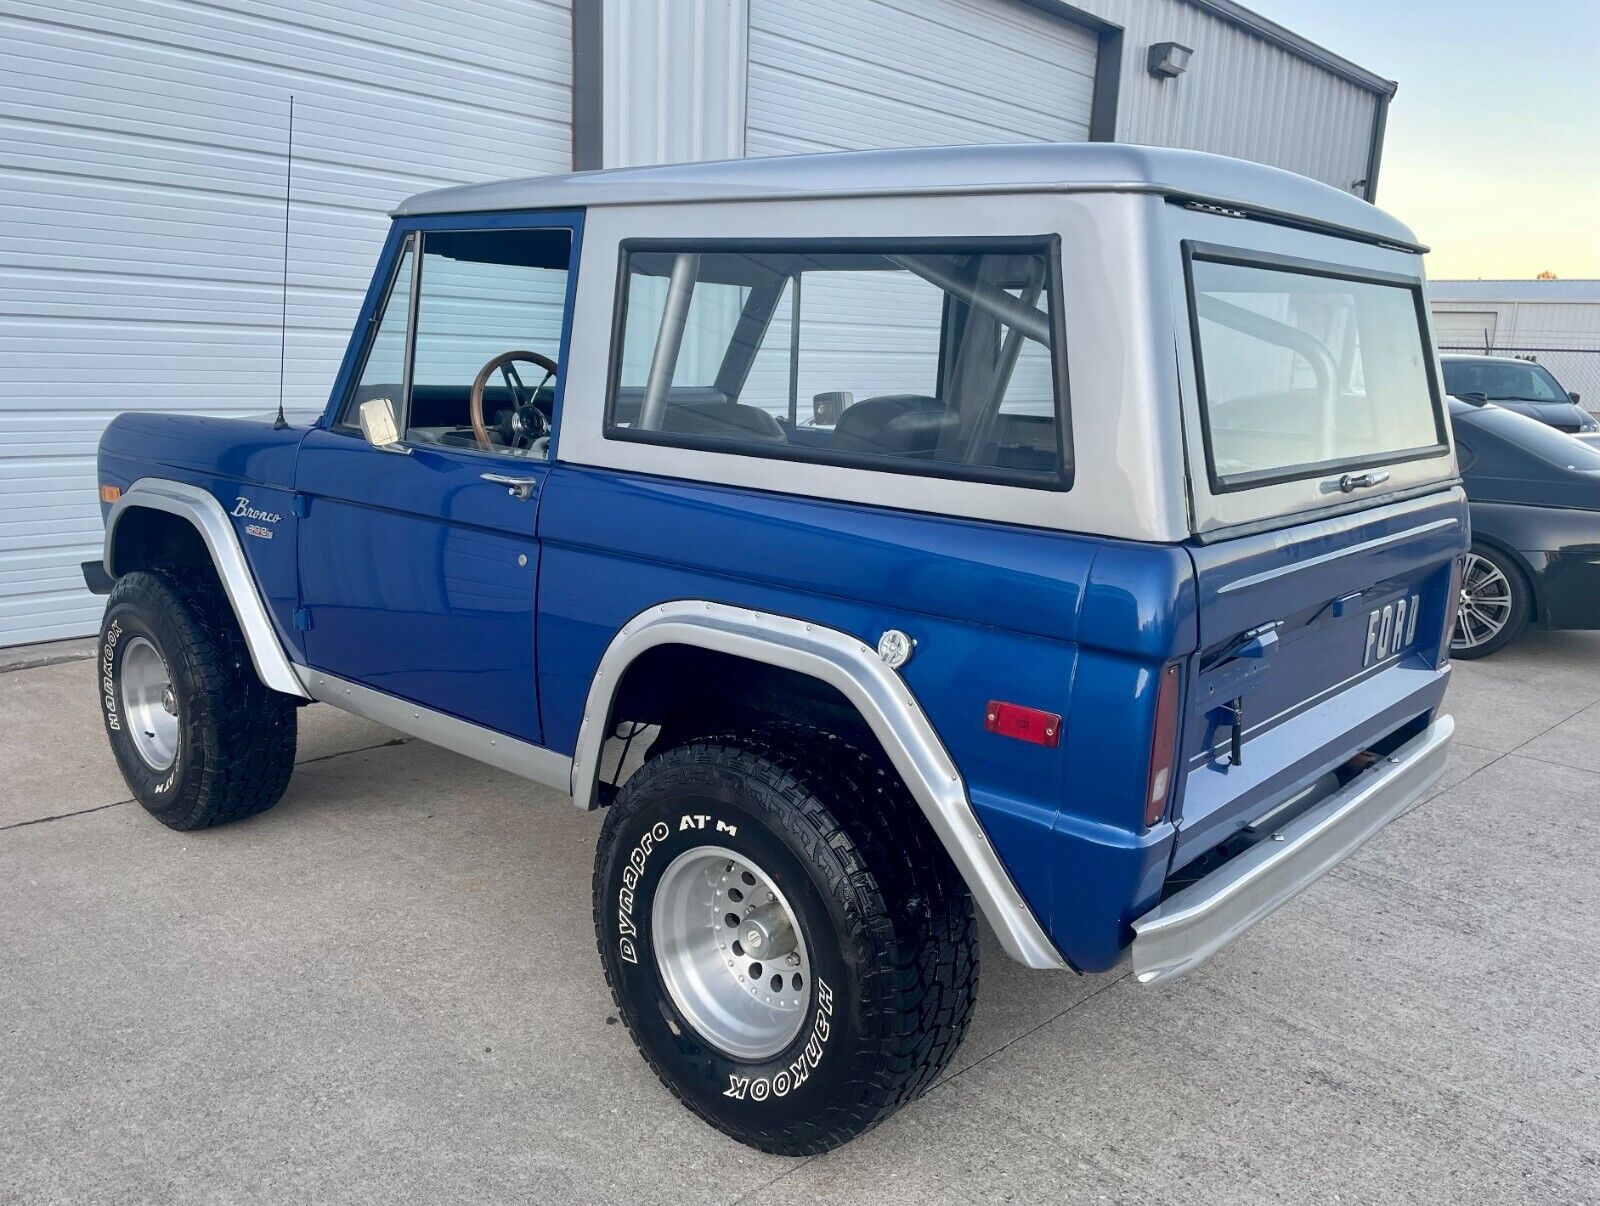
985;700;1062;748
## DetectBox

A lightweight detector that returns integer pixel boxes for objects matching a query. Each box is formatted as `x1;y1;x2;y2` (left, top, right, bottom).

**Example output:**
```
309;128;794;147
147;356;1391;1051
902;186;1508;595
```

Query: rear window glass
606;241;1068;488
1188;254;1446;490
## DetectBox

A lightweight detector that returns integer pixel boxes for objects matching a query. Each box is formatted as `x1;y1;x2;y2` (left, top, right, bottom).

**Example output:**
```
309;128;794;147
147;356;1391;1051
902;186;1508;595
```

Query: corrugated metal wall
601;0;748;168
745;0;1098;155
0;0;571;647
1073;0;1382;193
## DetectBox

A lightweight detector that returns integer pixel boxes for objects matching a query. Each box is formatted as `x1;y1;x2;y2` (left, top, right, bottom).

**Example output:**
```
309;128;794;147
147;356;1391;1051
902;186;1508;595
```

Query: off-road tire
99;570;297;829
593;722;978;1155
1450;542;1532;660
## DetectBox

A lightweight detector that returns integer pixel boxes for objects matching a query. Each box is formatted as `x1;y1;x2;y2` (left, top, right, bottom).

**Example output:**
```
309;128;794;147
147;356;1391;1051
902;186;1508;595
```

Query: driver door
295;216;580;745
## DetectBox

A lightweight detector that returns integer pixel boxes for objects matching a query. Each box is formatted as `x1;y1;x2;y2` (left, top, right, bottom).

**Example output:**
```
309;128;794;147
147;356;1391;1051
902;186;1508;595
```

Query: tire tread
594;721;978;1155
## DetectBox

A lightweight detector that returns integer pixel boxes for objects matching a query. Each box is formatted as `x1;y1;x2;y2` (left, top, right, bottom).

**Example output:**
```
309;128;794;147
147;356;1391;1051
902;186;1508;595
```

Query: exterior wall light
1147;42;1193;79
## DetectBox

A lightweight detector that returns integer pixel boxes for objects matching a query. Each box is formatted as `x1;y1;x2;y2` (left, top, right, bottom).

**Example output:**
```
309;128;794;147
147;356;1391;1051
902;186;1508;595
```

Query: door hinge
294;607;313;631
291;493;310;518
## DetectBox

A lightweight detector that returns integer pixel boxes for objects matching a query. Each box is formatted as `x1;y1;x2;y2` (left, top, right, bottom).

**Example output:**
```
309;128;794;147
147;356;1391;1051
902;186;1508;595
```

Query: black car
1448;397;1600;657
1442;354;1599;435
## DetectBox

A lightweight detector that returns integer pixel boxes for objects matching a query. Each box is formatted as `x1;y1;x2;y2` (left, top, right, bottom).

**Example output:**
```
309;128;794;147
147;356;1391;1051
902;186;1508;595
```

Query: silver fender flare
104;478;309;699
573;600;1068;971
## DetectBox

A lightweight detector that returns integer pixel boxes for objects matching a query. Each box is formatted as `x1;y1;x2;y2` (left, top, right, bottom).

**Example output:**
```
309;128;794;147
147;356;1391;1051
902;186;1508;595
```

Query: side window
340;237;415;426
339;227;573;458
406;228;572;457
606;242;1068;487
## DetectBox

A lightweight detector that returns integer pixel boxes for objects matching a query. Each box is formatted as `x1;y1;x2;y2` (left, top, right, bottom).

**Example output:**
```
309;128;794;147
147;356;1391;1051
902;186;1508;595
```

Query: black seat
659;401;788;443
830;395;956;458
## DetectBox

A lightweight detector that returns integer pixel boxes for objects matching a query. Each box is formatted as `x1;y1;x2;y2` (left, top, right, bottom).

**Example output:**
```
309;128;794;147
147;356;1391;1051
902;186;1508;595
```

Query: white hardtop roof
395;142;1420;249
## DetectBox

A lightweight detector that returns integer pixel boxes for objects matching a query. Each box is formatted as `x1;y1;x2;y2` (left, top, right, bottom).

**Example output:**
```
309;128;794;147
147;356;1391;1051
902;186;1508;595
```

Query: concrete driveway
3;632;1598;1205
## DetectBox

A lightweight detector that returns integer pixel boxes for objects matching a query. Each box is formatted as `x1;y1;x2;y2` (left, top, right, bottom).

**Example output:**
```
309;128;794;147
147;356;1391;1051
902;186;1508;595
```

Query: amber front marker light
99;484;122;504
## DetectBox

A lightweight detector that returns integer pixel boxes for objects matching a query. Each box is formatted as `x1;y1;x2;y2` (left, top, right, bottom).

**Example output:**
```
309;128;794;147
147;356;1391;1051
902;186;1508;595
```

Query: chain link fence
1437;345;1600;415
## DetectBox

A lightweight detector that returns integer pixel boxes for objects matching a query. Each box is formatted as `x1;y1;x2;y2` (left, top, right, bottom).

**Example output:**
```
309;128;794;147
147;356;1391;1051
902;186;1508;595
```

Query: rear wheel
1451;544;1531;659
99;570;297;829
592;723;978;1155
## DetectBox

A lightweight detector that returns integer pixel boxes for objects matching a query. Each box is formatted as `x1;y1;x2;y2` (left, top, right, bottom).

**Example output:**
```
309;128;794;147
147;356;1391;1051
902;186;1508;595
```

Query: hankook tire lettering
723;978;834;1101
101;619;123;730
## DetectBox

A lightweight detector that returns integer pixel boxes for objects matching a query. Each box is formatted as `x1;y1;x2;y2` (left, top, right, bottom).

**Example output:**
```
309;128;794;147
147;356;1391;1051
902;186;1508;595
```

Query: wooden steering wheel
469;350;559;452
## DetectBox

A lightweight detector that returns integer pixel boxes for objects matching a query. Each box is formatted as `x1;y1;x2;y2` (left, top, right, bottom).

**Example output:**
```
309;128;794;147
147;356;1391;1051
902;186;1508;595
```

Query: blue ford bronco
87;144;1466;1154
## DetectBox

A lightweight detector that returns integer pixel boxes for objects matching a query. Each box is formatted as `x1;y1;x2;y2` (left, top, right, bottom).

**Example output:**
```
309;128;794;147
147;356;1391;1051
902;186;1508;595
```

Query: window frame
603;235;1075;492
320;210;584;457
1182;240;1451;495
332;231;418;433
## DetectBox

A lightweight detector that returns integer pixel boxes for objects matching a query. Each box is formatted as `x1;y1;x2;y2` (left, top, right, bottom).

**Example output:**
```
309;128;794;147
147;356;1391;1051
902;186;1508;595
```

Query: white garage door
0;0;571;647
747;0;1099;156
1430;310;1498;351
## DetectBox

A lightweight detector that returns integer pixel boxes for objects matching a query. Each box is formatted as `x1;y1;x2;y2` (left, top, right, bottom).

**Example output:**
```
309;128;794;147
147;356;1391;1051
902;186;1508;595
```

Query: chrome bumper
1131;715;1454;986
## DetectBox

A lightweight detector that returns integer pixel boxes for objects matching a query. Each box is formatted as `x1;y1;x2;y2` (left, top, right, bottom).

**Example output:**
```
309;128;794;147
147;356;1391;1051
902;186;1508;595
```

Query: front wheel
592;725;978;1155
1451;544;1532;659
99;570;297;829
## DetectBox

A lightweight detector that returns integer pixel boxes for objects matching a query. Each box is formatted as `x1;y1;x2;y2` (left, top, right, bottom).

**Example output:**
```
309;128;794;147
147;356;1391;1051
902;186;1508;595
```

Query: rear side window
1187;250;1447;491
606;240;1069;488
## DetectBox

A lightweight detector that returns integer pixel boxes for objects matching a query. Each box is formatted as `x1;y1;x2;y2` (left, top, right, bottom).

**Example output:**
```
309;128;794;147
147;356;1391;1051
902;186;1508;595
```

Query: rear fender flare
104;478;309;698
573;599;1068;970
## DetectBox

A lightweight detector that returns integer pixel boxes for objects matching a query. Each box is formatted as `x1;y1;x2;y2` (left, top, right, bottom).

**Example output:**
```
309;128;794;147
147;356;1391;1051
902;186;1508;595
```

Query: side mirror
358;398;409;454
812;391;854;426
1570;391;1582;405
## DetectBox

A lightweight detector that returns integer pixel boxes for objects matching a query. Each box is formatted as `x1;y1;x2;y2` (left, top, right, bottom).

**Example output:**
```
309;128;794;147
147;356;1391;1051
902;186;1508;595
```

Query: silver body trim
105;479;309;698
294;667;573;791
1216;516;1459;594
572;600;1069;971
1132;714;1454;985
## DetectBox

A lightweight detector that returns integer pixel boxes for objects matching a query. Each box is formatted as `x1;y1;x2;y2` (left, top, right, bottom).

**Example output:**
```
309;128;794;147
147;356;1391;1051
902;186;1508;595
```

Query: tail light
1438;556;1465;665
1145;662;1182;828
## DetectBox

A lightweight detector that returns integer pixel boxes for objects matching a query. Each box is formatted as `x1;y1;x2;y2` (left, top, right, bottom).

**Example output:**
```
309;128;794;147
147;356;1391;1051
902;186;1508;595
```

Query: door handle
481;472;539;501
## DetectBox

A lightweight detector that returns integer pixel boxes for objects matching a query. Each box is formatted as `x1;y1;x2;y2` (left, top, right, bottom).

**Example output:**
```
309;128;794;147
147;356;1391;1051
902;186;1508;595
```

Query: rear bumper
1130;714;1453;985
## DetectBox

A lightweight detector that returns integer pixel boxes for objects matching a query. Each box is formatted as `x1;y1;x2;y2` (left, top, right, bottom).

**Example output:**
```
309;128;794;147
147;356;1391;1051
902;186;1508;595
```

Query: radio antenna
274;94;294;430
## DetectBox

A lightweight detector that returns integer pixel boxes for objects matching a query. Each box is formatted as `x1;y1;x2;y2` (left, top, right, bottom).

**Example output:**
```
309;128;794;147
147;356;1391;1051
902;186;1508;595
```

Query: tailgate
1171;489;1466;868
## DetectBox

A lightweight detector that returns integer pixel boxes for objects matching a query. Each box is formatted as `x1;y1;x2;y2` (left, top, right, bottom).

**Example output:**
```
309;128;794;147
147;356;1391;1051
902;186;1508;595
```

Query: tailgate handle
1205;624;1280;768
1335;469;1391;493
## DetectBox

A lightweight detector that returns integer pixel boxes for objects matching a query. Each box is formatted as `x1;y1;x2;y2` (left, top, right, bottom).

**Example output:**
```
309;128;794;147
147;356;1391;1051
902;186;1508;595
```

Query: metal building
0;0;1396;647
1430;279;1600;405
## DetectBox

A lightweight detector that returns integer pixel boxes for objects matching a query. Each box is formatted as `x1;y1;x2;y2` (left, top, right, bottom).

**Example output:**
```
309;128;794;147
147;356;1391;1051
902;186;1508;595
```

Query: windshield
1189;256;1446;490
1442;359;1566;403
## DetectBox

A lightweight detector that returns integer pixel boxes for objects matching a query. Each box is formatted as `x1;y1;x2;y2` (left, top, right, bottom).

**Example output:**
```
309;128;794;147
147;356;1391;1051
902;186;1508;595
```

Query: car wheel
1450;544;1531;659
592;723;978;1155
99;570;297;829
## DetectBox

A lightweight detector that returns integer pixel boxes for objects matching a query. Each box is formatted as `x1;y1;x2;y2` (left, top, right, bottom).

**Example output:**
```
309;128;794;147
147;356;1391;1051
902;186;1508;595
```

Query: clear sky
1256;0;1599;279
